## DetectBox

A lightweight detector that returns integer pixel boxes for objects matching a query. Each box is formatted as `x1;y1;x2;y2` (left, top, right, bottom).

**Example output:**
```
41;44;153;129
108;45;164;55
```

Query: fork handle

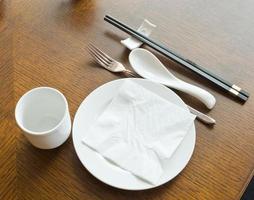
124;69;137;77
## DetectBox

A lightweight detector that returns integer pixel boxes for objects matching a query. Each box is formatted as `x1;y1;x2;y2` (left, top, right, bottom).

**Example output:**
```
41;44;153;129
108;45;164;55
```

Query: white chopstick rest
121;19;156;50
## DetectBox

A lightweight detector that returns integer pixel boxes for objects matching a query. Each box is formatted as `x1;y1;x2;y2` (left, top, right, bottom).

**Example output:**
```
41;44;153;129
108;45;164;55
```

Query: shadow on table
104;31;131;64
54;0;96;32
0;0;6;21
17;136;71;181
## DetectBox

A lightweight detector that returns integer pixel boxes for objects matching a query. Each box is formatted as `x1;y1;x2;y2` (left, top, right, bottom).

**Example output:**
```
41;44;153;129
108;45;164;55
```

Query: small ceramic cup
15;87;71;149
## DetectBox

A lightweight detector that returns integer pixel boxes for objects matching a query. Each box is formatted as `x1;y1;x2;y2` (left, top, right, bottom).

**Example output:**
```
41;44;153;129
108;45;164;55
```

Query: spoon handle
168;81;216;109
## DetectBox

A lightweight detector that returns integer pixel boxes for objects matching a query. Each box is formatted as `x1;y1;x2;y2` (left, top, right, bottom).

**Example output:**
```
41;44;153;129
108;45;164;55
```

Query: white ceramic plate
72;78;196;190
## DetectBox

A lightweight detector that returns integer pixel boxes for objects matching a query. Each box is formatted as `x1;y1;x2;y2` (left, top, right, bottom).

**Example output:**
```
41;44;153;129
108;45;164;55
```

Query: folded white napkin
82;80;195;185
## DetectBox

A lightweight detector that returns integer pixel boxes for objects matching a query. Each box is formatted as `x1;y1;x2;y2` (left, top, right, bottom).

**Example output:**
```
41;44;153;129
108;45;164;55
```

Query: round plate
72;78;196;190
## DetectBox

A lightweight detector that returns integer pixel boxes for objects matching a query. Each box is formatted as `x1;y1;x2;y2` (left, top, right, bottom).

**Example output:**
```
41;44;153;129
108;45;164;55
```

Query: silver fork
87;44;136;76
87;44;215;125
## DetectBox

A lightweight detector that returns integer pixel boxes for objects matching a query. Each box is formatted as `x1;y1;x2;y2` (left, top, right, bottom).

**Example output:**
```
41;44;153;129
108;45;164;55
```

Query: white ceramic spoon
129;48;216;109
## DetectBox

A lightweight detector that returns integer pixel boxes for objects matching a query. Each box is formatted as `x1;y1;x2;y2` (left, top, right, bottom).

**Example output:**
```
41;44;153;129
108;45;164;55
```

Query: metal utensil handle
188;106;216;125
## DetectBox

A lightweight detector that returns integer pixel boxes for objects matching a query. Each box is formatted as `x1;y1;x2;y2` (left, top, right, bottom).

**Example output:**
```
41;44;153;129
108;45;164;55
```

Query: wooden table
1;0;254;199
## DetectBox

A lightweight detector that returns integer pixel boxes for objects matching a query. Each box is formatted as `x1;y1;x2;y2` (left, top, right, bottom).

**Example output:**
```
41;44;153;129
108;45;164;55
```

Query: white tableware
73;78;196;190
81;80;195;185
129;48;216;109
121;19;156;50
88;44;215;125
15;87;71;149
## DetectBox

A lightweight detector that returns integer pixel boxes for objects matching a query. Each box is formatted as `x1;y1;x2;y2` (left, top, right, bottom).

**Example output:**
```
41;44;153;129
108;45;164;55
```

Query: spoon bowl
129;48;216;109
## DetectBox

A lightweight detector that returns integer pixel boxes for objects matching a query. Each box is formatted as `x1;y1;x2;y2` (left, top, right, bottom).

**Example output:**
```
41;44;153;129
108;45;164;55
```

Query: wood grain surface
1;0;254;199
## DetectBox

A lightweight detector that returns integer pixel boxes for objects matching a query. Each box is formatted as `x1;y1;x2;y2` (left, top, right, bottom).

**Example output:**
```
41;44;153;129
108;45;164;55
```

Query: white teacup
15;87;71;149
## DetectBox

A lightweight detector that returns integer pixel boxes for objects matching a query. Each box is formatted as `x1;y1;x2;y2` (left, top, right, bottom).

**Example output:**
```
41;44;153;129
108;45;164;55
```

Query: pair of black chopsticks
104;15;249;102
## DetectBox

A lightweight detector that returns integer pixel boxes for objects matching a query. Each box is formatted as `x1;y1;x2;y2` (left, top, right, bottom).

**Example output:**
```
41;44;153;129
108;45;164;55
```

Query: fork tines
87;44;113;68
